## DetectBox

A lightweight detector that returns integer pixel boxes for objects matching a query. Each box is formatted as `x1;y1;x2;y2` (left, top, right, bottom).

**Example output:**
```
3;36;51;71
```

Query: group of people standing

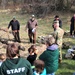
7;15;38;44
7;14;75;44
0;14;75;75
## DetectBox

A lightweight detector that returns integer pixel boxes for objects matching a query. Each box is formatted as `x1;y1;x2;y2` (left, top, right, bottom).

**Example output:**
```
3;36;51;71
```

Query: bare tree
0;0;75;17
1;0;7;9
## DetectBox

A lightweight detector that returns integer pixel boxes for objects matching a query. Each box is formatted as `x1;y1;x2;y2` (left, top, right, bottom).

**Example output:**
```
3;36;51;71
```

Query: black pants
70;25;75;35
13;31;21;42
70;30;75;36
28;29;36;44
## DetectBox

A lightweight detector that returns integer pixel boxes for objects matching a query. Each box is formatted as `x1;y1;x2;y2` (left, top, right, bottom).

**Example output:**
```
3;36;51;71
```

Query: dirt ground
0;29;46;58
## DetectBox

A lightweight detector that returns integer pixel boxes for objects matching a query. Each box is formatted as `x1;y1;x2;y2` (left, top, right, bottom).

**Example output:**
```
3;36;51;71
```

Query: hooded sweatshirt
0;57;33;75
39;44;59;74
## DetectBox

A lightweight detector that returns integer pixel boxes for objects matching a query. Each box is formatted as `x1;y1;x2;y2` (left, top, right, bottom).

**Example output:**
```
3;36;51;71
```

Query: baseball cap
54;20;59;23
31;15;35;18
13;16;16;19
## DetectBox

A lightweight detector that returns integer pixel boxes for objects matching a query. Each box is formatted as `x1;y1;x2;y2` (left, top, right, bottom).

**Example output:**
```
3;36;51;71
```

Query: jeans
47;72;55;75
12;31;20;42
28;29;36;44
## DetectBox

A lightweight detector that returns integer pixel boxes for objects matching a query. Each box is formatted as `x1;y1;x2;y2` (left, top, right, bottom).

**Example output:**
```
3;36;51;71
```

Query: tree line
0;0;75;17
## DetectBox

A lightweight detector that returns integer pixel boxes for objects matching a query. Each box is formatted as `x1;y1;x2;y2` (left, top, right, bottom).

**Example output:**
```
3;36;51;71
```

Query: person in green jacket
0;43;33;75
39;36;59;75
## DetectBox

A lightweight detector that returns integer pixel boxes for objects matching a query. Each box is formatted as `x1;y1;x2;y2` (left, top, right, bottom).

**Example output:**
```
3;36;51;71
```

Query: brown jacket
26;19;38;30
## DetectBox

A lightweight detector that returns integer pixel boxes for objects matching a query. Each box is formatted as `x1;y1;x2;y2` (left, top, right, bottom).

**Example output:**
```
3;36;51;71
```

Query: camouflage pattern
53;27;64;60
53;27;64;47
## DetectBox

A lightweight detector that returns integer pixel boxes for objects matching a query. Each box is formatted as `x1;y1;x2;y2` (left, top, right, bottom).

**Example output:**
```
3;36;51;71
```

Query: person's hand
25;28;28;33
17;30;19;32
5;28;8;32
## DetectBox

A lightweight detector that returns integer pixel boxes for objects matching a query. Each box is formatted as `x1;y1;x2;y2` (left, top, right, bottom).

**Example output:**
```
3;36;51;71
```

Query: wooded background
0;0;75;17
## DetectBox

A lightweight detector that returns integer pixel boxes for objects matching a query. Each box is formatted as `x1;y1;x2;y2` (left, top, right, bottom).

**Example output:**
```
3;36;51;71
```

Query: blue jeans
47;72;55;75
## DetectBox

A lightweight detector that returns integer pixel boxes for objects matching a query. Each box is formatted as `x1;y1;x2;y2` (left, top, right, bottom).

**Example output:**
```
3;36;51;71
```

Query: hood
47;44;58;50
4;58;24;69
2;58;29;75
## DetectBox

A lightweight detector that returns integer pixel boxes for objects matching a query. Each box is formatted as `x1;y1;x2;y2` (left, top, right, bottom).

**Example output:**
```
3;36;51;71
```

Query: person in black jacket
52;15;62;31
70;14;75;37
7;16;21;42
27;45;38;66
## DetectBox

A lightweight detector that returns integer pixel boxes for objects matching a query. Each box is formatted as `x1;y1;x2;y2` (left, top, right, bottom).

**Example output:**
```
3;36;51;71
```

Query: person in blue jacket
33;59;46;75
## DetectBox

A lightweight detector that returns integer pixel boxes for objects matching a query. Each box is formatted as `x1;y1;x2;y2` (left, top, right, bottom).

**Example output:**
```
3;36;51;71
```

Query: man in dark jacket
8;16;21;43
70;14;75;37
52;15;62;31
26;15;38;44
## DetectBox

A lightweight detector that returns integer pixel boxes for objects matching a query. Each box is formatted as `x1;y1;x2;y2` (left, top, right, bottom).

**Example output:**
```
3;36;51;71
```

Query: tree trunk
1;0;7;9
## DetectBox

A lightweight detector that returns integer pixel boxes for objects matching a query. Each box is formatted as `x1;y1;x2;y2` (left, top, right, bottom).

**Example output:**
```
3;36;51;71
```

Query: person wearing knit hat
31;15;35;18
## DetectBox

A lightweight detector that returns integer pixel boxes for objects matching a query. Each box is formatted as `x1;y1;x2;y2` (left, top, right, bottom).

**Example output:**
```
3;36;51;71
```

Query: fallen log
0;38;25;51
